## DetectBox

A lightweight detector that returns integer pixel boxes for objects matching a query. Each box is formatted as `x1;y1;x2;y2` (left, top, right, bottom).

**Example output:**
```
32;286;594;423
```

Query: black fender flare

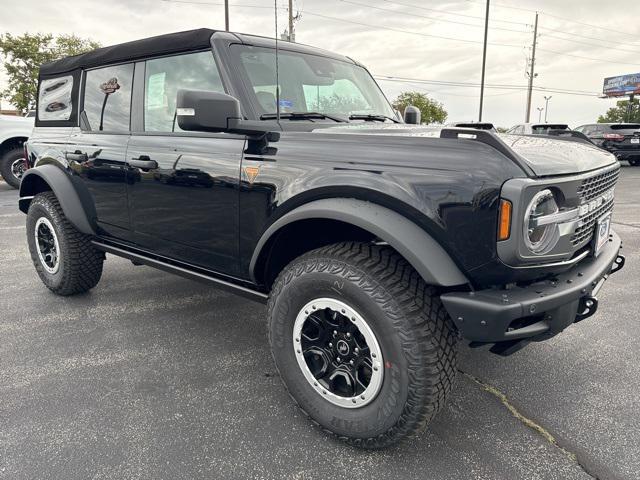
19;165;96;235
250;198;470;287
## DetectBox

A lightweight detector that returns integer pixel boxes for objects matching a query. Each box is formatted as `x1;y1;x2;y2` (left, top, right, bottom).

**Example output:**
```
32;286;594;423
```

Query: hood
313;123;617;177
498;133;616;176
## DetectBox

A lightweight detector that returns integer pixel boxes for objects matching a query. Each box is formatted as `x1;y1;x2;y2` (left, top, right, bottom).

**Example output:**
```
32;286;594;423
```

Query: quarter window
38;76;74;121
144;51;224;132
83;64;134;132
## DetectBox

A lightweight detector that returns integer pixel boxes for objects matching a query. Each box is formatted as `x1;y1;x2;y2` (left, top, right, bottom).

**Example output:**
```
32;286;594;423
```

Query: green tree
0;33;100;113
392;91;447;124
597;99;640;123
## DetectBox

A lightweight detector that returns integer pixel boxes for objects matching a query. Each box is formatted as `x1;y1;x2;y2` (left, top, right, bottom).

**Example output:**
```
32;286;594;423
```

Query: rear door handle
66;151;88;162
130;156;158;170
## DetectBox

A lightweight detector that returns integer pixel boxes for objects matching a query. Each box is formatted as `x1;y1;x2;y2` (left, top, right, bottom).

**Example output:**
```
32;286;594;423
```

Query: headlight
523;189;560;254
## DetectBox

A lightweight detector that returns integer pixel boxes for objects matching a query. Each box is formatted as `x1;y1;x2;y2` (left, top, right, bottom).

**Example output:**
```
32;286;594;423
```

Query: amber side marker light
498;199;512;241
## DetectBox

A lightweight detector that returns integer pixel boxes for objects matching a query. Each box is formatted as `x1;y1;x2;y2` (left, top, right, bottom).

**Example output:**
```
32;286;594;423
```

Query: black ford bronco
20;29;625;448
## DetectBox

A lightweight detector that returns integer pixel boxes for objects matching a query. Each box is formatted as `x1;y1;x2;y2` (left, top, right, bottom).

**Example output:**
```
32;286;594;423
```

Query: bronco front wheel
268;242;458;448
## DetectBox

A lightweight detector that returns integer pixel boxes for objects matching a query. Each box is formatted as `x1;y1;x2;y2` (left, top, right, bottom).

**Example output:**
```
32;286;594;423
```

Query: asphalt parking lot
0;166;638;480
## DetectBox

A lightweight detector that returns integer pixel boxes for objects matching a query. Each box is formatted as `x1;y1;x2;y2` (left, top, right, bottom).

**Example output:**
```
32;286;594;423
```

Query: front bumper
441;230;624;354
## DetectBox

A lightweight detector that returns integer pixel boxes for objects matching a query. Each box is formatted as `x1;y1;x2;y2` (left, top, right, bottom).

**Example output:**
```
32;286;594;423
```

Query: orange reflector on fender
498;199;512;241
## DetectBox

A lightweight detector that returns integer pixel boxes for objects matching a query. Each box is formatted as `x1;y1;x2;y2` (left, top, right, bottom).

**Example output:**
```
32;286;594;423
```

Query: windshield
232;45;396;121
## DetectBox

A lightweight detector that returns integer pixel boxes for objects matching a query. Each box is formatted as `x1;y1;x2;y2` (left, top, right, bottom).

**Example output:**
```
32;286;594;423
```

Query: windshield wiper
260;112;348;123
348;114;400;123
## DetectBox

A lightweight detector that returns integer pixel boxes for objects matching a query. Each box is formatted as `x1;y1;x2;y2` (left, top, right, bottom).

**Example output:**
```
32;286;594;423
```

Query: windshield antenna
274;0;280;125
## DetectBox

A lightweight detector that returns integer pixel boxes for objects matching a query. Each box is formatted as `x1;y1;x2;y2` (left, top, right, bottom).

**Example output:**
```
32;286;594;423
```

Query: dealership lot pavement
1;167;638;480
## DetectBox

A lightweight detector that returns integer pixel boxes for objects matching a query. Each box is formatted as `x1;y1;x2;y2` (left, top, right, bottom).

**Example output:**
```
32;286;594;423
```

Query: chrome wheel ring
293;298;384;408
34;217;60;274
10;157;26;182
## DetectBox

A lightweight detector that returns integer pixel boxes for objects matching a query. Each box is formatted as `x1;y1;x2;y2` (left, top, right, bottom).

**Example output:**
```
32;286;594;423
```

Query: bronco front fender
19;165;96;235
250;198;470;287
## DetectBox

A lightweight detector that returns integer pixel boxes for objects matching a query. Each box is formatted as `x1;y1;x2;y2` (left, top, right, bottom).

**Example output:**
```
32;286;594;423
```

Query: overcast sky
2;0;640;127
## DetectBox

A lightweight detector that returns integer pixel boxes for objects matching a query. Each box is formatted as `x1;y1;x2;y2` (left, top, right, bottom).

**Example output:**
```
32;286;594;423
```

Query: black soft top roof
40;28;217;76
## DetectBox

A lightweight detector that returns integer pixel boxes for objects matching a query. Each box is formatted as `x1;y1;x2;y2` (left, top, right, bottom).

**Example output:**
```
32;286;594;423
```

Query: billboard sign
603;73;640;97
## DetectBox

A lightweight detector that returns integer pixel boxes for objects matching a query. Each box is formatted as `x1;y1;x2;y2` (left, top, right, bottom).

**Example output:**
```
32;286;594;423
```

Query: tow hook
575;296;598;323
610;254;625;275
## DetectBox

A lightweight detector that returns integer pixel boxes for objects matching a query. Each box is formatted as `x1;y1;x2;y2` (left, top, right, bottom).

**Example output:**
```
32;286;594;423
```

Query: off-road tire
268;242;458;448
26;191;103;295
0;145;25;189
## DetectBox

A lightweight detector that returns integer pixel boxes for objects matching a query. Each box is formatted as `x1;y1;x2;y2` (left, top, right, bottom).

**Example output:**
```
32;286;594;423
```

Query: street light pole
478;0;490;121
288;0;294;41
537;107;544;123
224;0;229;31
543;96;552;122
525;12;539;122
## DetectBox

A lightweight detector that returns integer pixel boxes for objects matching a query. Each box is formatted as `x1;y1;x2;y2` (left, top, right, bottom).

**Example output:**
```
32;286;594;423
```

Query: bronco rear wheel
268;242;458;448
26;191;104;295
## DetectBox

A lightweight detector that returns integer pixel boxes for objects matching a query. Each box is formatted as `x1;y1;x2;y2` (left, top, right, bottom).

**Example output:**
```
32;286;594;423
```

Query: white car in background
506;122;570;135
0;114;33;188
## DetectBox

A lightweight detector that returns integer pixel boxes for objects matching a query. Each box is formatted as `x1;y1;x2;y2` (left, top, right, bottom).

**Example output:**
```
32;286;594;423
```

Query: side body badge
242;165;260;184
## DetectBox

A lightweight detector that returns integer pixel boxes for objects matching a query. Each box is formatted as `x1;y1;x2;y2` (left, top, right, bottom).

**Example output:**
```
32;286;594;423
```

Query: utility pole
288;0;294;42
224;0;229;31
525;12;539;123
543;95;552;122
478;0;490;121
537;107;544;123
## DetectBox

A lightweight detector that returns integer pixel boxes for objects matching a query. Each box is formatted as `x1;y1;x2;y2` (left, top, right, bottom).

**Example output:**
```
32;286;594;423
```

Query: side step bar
92;241;268;304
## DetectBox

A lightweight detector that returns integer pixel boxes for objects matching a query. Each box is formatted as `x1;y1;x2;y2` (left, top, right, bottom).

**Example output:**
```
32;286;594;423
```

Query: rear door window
83;64;134;132
38;76;74;121
144;51;225;132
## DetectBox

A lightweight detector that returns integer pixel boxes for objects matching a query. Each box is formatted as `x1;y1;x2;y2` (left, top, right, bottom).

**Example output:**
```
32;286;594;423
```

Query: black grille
571;199;614;246
570;166;619;247
576;166;619;202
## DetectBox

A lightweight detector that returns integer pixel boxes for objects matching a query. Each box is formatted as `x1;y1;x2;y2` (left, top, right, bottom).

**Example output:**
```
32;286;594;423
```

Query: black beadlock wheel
268;242;458;448
0;145;26;189
26;191;104;295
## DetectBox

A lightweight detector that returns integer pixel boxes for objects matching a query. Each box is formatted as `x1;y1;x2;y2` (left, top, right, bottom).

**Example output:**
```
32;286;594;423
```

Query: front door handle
66;151;88;162
130;156;158;170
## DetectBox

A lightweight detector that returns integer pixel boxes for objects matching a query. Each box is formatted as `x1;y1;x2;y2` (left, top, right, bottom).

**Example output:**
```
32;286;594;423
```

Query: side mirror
176;89;279;139
403;105;421;125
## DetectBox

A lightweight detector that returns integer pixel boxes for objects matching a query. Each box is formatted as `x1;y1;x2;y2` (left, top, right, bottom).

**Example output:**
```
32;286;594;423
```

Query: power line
160;0;272;8
373;75;600;97
375;74;598;93
539;31;640;55
159;0;640;68
541;11;640;40
465;0;640;41
338;0;529;34
382;0;530;27
538;27;640;49
303;10;525;48
464;0;536;14
537;47;640;67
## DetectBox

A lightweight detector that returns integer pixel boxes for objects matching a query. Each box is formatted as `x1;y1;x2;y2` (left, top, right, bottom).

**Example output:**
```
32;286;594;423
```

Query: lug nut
328;342;333;348
350;360;354;365
346;333;351;339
